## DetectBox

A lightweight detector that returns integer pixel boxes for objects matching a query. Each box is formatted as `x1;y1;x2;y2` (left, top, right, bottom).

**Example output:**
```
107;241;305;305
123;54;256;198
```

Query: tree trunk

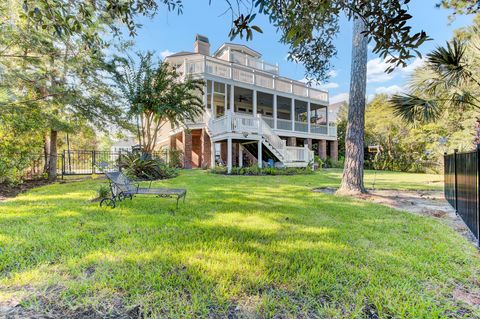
48;129;58;181
337;16;368;195
43;132;50;173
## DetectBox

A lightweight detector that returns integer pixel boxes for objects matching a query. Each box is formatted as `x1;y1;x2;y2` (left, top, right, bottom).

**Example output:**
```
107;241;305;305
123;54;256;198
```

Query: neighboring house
328;101;347;123
159;34;338;172
110;136;138;153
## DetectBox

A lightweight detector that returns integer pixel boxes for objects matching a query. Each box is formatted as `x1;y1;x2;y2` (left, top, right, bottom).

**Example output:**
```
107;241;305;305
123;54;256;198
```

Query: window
234;86;253;114
311;103;327;125
257;92;274;117
294;100;308;122
276;96;291;120
213;82;226;117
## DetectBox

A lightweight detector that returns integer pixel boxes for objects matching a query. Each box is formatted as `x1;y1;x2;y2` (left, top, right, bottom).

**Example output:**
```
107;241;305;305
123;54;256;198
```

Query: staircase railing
207;112;313;165
258;115;286;158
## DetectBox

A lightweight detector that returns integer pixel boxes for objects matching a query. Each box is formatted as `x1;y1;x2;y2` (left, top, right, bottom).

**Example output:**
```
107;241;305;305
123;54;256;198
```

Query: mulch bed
0;179;53;201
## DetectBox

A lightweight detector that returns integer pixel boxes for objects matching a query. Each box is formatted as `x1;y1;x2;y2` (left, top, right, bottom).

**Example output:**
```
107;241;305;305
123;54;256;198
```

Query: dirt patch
313;187;477;244
453;288;480;307
0;179;53;201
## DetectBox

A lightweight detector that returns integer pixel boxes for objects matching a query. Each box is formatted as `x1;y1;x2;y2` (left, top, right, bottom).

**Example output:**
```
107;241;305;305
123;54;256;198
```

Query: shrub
168;149;184;168
118;152;178;180
97;185;110;199
210;165;313;176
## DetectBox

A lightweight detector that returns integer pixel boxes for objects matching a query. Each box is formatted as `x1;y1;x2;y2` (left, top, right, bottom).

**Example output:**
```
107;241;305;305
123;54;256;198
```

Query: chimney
194;34;210;56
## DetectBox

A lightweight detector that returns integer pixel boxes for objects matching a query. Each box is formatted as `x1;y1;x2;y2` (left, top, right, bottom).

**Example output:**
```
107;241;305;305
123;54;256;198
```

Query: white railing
233;114;259;132
276;79;292;93
259;115;286;157
182;56;328;103
233;68;254;84
277;119;292;131
230;51;279;74
295;121;308;132
210;115;230;135
311;123;328;135
285;146;313;163
262;116;274;128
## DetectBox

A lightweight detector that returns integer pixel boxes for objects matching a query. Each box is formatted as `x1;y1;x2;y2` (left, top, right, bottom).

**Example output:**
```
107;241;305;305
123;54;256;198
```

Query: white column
291;98;295;132
253;89;257;115
227;138;233;173
211;142;216;168
307;101;311;134
224;83;228;115
257;140;262;168
239;144;244;168
210;80;214;114
273;94;277;129
203;83;208;109
230;85;235;113
326;104;330;135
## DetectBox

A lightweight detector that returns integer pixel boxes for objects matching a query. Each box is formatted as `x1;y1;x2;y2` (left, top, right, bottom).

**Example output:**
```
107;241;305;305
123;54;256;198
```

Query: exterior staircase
206;111;314;167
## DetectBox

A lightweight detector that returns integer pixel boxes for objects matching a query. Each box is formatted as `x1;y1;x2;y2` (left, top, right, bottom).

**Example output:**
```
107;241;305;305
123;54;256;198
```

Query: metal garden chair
100;171;186;209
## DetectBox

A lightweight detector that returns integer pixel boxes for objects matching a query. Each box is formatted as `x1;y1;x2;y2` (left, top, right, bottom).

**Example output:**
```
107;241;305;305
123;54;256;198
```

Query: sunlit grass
0;170;477;318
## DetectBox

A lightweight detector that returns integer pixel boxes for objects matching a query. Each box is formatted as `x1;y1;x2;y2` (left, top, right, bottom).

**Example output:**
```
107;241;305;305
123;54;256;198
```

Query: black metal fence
24;150;169;179
444;146;480;244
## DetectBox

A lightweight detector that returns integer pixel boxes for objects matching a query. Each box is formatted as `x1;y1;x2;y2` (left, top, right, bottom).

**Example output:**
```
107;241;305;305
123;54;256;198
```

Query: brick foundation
287;137;297;147
305;138;312;150
182;130;192;169
201;129;212;168
318;140;327;160
330;140;338;162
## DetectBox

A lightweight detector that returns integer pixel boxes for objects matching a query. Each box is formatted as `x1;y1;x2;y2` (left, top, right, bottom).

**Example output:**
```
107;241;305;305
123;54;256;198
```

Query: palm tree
391;30;480;124
111;52;205;153
337;16;368;195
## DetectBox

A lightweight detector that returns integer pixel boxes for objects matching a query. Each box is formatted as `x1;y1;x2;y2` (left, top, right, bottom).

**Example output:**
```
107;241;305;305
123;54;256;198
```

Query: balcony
182;56;329;103
229;51;279;74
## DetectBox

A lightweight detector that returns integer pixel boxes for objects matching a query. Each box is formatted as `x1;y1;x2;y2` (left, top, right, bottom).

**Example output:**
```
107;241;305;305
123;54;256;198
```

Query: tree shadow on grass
0;174;479;317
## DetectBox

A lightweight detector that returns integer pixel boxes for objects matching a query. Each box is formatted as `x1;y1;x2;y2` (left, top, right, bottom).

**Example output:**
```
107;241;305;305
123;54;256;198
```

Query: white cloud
160;49;175;59
327;70;338;78
367;58;395;83
330;92;349;104
319;82;339;90
367;57;424;83
298;77;339;91
374;84;405;96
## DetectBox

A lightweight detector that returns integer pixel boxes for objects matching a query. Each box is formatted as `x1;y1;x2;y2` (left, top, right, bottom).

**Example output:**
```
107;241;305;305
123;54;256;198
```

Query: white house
157;34;338;172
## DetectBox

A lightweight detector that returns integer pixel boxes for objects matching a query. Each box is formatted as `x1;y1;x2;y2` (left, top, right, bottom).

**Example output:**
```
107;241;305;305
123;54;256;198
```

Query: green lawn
1;170;478;318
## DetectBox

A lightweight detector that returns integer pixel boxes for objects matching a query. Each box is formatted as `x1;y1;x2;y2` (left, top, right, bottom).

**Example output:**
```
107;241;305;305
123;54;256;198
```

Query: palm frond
390;94;442;123
427;39;471;86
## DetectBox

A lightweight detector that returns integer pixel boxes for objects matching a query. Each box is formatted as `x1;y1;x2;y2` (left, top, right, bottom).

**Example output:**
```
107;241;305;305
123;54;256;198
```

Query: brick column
232;143;238;166
220;142;227;164
183;130;193;169
305;138;312;150
330;140;338;162
200;129;211;168
170;134;177;149
287;137;296;147
318;140;327;160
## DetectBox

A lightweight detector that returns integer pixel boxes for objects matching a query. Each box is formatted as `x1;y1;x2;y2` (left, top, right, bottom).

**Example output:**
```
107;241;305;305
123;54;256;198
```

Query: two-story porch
161;35;339;172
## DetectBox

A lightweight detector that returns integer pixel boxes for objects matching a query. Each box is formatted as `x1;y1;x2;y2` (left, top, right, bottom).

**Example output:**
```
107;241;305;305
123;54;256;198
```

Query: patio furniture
100;171;186;209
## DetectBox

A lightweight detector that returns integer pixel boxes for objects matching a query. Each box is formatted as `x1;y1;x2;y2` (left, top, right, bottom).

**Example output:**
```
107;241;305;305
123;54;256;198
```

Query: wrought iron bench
100;171;186;209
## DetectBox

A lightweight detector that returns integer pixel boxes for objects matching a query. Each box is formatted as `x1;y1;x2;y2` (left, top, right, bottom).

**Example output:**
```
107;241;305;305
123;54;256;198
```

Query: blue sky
131;0;473;103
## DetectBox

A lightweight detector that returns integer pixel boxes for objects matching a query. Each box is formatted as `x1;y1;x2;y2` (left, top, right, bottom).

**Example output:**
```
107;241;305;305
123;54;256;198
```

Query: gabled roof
164;51;194;58
213;43;262;58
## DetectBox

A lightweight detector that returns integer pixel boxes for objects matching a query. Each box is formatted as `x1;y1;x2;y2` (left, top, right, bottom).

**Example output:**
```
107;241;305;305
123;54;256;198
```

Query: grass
0;169;478;318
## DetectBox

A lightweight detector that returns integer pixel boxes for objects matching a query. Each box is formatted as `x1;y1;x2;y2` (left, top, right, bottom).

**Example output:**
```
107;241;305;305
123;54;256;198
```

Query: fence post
61;152;65;180
477;144;480;247
118;150;122;172
454;149;458;214
92;150;96;174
